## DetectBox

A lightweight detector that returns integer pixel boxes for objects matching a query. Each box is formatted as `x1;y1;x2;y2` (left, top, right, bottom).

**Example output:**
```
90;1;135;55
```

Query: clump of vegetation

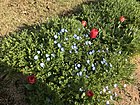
0;0;140;104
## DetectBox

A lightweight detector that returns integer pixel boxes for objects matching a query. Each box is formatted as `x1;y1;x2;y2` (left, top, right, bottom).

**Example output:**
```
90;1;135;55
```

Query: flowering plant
0;0;139;105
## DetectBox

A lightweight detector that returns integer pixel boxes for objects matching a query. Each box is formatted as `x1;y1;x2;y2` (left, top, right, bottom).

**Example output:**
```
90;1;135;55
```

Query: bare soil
113;55;140;105
0;0;140;105
0;0;85;36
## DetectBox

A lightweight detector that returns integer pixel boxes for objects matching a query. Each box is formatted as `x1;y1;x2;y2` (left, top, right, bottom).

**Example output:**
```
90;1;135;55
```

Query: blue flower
89;51;93;55
79;88;83;92
92;64;96;70
65;37;69;40
34;55;38;60
40;62;45;68
61;47;64;52
78;28;81;31
77;71;82;76
110;63;113;68
60;28;68;33
83;34;89;37
76;36;80;40
69;50;72;53
37;51;41;54
97;50;100;52
75;66;78;70
45;54;49;58
77;64;81;68
51;53;55;57
54;35;58;39
46;58;50;61
86;60;90;64
73;34;77;38
106;101;110;105
92;50;95;53
54;41;57;44
119;51;122;54
57;43;61;48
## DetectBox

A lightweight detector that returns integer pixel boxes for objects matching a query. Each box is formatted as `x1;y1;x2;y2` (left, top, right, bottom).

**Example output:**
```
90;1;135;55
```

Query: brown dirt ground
113;55;140;105
0;0;86;36
0;0;140;105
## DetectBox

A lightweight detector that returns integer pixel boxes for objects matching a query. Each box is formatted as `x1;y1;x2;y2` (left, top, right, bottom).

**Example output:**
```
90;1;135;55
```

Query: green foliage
0;0;140;105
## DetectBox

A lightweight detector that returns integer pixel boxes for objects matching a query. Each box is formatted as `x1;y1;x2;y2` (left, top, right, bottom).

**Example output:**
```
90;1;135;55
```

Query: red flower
90;28;99;39
81;20;87;27
119;16;126;22
27;75;36;84
86;90;94;97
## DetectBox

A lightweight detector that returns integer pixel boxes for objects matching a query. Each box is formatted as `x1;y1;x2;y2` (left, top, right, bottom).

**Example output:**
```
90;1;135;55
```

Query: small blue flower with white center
54;35;58;39
51;53;55;57
101;61;104;64
106;101;110;105
34;55;38;60
110;96;113;100
46;57;50;61
40;62;45;68
114;84;118;88
76;36;80;40
79;88;83;92
65;37;68;40
86;60;90;64
97;50;100;52
110;63;113;68
119;51;122;54
54;40;57;44
103;88;106;93
73;34;77;38
77;71;82;76
92;66;96;71
57;43;61;48
105;86;109;90
102;50;105;52
69;50;72;53
88;41;92;45
61;47;64;52
83;34;89;37
85;41;89;45
75;66;78;70
86;75;89;78
92;64;96;70
73;45;78;49
37;51;41;54
71;45;74;49
60;28;68;33
45;54;49;58
89;51;93;55
78;28;81;31
77;64;81;68
108;90;111;94
92;50;95;53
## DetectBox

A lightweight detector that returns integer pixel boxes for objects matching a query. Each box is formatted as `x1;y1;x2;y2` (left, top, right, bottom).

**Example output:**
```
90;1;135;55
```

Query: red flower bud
90;28;99;39
86;90;94;97
27;75;36;84
81;20;87;27
119;16;126;22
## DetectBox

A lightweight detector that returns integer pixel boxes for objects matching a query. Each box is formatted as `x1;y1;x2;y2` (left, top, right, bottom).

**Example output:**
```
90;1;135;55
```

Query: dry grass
0;0;86;36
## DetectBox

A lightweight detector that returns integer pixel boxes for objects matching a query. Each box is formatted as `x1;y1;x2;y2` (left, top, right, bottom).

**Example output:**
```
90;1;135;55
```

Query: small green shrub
0;0;140;105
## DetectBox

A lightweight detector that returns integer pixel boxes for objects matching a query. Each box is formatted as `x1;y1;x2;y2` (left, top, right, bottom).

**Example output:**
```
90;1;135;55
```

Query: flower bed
0;0;140;104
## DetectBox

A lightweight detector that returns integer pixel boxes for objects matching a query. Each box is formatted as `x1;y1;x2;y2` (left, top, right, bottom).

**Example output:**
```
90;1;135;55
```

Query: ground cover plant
0;0;140;105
